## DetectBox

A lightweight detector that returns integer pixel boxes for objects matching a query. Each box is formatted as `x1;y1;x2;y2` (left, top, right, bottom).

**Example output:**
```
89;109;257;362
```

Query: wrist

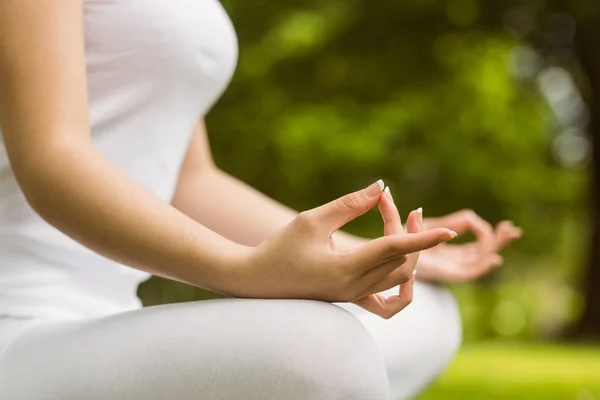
205;242;256;297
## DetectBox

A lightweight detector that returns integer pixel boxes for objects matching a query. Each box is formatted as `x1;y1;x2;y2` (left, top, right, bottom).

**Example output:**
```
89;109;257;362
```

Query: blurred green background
139;0;600;398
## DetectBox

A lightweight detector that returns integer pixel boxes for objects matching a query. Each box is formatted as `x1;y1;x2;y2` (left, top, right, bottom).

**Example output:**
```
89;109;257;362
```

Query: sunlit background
139;0;600;398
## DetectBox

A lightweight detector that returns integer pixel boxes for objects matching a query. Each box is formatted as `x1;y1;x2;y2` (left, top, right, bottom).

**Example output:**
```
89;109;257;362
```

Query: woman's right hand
224;180;456;303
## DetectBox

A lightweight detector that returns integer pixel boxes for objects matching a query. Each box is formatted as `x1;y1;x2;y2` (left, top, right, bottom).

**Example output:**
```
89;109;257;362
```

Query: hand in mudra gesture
353;186;425;318
228;181;455;320
417;210;522;282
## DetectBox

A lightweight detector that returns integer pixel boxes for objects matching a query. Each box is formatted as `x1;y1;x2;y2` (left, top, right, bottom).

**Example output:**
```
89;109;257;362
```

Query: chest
84;0;238;95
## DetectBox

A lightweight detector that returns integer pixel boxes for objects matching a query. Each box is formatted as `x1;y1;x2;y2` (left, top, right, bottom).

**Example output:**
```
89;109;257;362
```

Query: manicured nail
366;179;385;197
384;186;394;201
416;207;423;214
449;230;458;238
417;207;423;228
412;269;418;276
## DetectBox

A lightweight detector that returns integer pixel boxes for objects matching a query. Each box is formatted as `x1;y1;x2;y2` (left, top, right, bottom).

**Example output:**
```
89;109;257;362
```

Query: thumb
306;180;385;235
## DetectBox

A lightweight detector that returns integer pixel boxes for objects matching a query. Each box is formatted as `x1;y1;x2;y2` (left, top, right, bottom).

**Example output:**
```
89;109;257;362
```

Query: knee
283;301;389;400
384;284;462;399
180;299;389;400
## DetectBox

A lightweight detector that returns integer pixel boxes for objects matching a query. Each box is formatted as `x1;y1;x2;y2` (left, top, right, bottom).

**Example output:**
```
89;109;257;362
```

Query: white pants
0;283;461;400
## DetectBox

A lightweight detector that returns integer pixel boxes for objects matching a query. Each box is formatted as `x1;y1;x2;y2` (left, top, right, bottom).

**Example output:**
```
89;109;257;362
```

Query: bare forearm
171;167;448;284
171;166;361;247
172;167;294;246
19;144;244;293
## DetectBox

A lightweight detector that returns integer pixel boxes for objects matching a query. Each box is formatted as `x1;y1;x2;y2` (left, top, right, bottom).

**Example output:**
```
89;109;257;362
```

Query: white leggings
0;283;461;400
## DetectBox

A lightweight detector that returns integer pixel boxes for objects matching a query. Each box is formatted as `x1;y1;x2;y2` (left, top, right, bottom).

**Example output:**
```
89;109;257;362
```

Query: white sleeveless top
0;0;238;320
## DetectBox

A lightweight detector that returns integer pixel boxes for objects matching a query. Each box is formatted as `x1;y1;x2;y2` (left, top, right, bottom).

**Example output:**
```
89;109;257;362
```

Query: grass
417;342;600;400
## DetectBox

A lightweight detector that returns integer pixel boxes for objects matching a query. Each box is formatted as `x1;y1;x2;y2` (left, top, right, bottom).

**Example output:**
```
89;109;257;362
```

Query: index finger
439;210;495;255
344;228;457;273
464;211;495;255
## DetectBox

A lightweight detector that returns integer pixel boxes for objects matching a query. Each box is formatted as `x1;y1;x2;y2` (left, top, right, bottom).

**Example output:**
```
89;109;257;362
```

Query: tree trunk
570;0;600;339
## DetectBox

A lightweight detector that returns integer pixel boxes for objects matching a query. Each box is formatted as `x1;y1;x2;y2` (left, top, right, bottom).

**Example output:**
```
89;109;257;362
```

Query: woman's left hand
416;210;523;282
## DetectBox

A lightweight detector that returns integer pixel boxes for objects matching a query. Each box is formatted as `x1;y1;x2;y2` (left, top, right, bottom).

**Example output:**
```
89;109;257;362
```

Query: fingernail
384;186;394;201
416;207;423;228
412;269;418;276
366;179;385;197
449;230;458;239
416;207;423;214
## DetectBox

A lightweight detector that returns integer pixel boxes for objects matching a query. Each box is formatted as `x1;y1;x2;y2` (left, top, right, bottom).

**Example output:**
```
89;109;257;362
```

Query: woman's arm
172;122;361;247
0;1;454;311
173;124;522;283
0;0;244;293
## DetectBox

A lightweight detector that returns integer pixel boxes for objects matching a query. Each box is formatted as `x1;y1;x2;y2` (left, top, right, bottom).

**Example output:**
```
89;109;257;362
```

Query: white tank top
0;0;238;320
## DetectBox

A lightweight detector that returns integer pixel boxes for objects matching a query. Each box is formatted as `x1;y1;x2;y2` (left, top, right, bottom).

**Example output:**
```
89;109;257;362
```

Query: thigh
338;282;462;400
0;299;388;400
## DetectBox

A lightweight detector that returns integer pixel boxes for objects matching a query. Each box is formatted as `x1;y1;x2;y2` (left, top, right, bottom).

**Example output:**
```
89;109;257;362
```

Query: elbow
9;148;81;223
14;164;60;222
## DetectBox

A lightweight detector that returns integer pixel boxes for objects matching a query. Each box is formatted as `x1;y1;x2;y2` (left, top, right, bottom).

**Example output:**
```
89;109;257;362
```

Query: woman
0;1;522;399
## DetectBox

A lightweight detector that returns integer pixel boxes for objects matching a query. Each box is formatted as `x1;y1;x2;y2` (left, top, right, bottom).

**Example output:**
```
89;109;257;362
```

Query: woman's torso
0;0;238;320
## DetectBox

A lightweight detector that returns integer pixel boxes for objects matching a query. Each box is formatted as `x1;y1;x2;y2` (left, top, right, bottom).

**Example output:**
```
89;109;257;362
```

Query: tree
560;0;600;339
507;0;600;339
141;0;592;340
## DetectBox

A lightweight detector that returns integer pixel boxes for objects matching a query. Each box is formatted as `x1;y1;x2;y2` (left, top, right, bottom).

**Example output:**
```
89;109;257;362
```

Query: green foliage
140;0;589;341
210;0;584;241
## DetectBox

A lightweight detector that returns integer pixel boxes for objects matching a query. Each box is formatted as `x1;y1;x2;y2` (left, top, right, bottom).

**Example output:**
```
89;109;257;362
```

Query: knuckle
382;310;394;320
397;269;413;283
337;193;362;212
295;211;317;230
461;209;476;218
383;237;397;256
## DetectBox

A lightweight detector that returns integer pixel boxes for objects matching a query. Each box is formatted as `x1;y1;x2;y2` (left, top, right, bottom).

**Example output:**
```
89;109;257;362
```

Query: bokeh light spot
492;300;527;337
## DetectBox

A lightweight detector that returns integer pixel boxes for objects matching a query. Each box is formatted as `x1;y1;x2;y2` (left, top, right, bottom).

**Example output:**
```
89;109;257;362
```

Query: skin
171;130;524;314
174;123;523;285
353;188;420;318
0;0;463;319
